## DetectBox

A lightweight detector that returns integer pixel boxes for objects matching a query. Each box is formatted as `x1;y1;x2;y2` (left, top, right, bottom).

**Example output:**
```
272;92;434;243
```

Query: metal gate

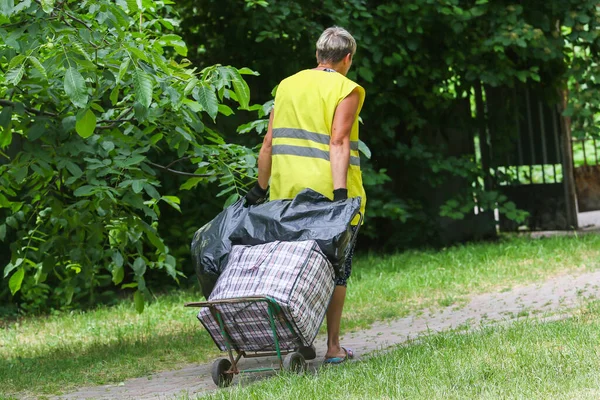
477;84;578;231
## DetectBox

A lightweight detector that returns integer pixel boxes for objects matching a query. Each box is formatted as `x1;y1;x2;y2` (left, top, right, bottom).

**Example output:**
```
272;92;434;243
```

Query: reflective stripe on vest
272;127;361;166
273;127;360;151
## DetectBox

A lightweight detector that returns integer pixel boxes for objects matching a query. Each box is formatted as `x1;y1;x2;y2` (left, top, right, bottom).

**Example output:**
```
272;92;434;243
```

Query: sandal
324;347;354;365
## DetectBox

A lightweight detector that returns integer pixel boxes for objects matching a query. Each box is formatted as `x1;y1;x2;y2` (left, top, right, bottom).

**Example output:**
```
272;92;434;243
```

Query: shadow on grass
0;324;219;397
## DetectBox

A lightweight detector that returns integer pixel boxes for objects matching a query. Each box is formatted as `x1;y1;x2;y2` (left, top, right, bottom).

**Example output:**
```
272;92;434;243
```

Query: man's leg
325;285;347;358
325;225;357;359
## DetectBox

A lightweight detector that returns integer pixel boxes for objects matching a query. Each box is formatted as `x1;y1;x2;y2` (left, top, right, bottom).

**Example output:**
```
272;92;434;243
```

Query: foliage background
2;0;600;313
178;0;599;245
0;0;260;313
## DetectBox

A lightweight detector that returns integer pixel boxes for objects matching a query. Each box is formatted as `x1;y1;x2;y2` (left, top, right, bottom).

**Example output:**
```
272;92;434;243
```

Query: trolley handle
184;296;272;308
344;211;363;260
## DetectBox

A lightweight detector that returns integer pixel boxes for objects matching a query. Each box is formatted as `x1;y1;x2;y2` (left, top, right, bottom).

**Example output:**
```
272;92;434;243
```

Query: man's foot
296;344;317;360
324;347;354;365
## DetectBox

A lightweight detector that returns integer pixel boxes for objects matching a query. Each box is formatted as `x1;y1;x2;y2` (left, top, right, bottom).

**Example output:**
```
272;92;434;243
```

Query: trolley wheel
283;351;306;373
211;358;233;387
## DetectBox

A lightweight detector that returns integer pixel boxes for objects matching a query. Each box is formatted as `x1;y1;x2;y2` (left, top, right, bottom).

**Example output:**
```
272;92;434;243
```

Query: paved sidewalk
57;269;600;400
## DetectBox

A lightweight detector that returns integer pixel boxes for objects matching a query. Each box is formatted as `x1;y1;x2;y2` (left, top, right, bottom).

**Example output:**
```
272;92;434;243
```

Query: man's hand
245;182;268;206
333;188;348;201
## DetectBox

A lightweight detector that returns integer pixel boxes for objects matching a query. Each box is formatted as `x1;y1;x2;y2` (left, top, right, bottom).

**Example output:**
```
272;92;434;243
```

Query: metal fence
480;85;577;230
572;137;600;167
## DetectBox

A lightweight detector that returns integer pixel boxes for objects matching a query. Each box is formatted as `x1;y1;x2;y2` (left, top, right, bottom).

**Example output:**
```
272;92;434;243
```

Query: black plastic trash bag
192;188;362;298
230;188;361;276
191;198;250;299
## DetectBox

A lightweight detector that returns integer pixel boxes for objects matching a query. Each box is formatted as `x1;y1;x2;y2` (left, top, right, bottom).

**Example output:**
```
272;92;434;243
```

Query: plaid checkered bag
197;240;334;352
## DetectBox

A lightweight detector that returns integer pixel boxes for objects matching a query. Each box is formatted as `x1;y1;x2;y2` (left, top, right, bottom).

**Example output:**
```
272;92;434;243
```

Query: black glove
245;182;268;205
333;188;348;202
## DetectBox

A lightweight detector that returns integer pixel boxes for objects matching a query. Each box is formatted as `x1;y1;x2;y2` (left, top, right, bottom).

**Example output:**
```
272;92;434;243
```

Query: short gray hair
316;26;357;64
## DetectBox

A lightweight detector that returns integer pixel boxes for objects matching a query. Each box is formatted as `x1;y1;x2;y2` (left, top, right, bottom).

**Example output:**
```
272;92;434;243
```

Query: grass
0;291;220;398
201;301;600;400
344;233;600;329
1;233;600;397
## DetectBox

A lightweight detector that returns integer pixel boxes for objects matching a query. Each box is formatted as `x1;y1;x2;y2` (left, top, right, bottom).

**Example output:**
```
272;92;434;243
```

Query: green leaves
112;266;124;285
64;67;88;108
143;183;160;200
75;109;97;138
133;69;153;108
118;58;130;82
40;0;54;13
111;251;125;284
215;66;251;109
237;67;259;76
0;0;257;314
0;131;12;149
65;161;83;178
161;195;181;212
158;34;187;56
194;84;218;119
134;290;144;313
6;64;25;85
164;254;177;280
73;185;95;197
0;192;10;208
516;70;528;83
132;180;144;193
69;36;92;62
9;268;24;295
143;223;166;252
132;257;146;276
358;140;372;159
29;56;47;80
0;106;12;148
126;0;142;13
0;0;14;17
358;67;374;83
230;69;251;109
127;46;149;62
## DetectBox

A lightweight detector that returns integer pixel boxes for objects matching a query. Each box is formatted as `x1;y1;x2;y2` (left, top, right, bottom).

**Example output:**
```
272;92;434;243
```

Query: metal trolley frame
185;296;306;387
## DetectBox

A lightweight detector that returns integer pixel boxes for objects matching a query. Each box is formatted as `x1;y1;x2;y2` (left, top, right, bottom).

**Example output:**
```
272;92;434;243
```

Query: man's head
316;26;356;75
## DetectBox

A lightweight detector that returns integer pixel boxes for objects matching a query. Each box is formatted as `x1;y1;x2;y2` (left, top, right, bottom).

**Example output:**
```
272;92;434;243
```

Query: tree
0;0;257;312
178;0;600;246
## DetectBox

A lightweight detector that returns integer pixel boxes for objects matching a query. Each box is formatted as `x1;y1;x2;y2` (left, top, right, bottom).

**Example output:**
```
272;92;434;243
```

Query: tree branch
0;99;58;117
3;16;59;28
146;161;212;178
96;107;135;130
96;119;134;130
63;11;92;31
165;156;193;169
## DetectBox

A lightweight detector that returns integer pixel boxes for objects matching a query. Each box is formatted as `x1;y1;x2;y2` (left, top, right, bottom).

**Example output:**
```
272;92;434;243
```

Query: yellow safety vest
270;69;367;224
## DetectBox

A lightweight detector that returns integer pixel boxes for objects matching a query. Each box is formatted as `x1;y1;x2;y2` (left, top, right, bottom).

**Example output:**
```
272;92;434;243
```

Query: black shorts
335;226;357;287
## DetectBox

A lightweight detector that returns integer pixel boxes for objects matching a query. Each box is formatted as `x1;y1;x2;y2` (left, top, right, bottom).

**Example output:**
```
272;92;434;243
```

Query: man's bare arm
330;89;360;191
257;110;274;190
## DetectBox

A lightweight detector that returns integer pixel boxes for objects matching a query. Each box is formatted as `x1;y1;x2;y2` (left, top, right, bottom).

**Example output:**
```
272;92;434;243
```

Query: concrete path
578;210;600;230
57;269;600;400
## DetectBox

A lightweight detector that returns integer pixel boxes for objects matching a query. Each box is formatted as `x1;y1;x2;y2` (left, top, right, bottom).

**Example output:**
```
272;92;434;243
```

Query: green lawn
345;233;600;328
202;301;600;400
1;234;600;398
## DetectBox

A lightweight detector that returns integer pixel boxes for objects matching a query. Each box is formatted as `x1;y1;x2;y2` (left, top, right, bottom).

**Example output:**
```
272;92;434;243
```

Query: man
246;26;366;364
